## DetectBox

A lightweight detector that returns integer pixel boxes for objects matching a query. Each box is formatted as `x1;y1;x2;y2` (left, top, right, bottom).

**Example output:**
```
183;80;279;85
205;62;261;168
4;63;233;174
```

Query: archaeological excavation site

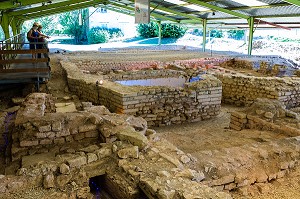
1;48;300;199
2;0;300;198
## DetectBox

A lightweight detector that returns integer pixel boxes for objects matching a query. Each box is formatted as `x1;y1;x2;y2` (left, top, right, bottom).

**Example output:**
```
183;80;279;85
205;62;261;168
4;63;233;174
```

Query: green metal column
247;17;254;55
158;21;162;46
1;13;10;39
11;18;17;36
202;19;207;52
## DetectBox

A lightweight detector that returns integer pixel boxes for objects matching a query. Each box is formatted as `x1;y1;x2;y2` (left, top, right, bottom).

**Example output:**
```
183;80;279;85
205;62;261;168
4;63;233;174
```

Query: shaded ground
155;105;288;153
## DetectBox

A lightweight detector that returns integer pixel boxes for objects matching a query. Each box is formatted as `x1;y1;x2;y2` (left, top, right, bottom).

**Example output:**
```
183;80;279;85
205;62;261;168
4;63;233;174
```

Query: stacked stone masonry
1;92;232;199
230;111;300;137
216;73;300;108
62;60;222;126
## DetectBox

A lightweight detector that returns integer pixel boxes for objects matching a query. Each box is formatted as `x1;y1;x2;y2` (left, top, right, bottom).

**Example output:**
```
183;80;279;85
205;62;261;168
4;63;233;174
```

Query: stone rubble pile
219;58;253;70
195;135;300;196
0;93;232;199
229;98;300;135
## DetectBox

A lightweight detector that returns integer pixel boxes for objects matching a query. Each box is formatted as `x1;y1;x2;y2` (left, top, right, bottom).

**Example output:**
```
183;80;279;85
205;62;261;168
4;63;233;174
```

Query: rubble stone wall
10;93;111;162
75;58;227;73
62;61;222;126
216;73;300;107
229;111;300;137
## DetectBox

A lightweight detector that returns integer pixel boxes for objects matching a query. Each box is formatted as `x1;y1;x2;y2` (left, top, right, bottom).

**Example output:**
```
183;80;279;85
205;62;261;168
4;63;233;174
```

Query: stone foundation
61;60;222;126
216;73;300;107
0;92;232;199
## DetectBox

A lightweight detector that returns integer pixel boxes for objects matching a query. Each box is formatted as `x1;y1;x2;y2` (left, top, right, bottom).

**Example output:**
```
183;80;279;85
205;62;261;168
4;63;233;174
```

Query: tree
22;15;60;36
59;9;89;44
0;27;4;41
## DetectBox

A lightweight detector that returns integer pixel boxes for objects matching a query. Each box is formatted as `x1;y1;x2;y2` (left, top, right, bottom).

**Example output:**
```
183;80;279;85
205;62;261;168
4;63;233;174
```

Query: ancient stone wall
75;58;227;74
11;93;109;162
216;73;300;107
62;61;222;126
1;92;232;199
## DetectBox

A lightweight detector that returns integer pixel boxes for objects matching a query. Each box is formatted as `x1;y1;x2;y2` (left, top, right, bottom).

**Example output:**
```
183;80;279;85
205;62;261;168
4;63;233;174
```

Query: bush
210;29;223;38
227;30;245;40
191;28;203;36
137;22;187;38
161;23;187;38
137;22;159;38
88;27;124;44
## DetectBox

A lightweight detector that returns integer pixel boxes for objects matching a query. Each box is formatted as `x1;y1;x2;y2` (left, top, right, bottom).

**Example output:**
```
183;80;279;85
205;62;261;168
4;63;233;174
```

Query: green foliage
209;29;223;38
191;28;203;36
137;22;159;38
88;27;123;44
137;22;187;39
0;27;4;41
161;23;187;38
273;37;300;43
22;15;61;36
227;30;245;40
59;10;82;44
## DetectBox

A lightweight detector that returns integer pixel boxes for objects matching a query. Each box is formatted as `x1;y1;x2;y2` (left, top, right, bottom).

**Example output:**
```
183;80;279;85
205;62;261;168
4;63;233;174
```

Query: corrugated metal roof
1;0;300;28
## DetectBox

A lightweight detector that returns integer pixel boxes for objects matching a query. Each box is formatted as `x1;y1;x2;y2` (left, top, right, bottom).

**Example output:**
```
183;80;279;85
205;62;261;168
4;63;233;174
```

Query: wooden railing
0;33;25;63
0;41;50;70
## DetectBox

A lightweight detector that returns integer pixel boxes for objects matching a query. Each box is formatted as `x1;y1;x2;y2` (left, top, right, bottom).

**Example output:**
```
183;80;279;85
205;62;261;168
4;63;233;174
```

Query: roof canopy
1;0;300;29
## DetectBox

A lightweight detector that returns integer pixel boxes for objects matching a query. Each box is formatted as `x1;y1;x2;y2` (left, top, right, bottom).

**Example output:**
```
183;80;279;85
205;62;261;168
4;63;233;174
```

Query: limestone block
54;137;65;145
85;131;98;138
39;125;52;132
74;133;85;141
56;174;72;189
116;126;148;149
67;156;87;168
43;173;55;188
55;129;70;137
36;132;47;139
60;163;70;174
95;147;112;159
52;121;62;132
78;124;97;133
20;140;39;147
87;153;98;163
117;146;139;159
40;139;53;145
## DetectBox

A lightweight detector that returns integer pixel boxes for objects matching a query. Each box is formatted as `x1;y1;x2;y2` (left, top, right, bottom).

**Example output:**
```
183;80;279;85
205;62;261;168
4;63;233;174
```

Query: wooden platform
0;44;51;84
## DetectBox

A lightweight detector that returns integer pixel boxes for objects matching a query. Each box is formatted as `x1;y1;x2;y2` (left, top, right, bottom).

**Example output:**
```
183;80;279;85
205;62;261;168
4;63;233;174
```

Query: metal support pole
11;18;17;36
247;17;254;55
158;21;162;46
202;19;207;52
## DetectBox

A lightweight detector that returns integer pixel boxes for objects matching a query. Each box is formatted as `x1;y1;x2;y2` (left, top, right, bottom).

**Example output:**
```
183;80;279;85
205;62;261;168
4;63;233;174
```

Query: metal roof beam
105;6;135;17
9;0;106;16
187;2;291;14
283;0;300;7
184;0;249;19
150;4;202;22
0;0;53;10
110;2;179;22
19;1;98;20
